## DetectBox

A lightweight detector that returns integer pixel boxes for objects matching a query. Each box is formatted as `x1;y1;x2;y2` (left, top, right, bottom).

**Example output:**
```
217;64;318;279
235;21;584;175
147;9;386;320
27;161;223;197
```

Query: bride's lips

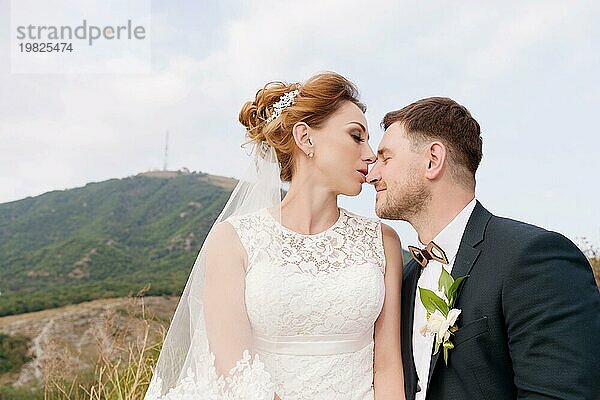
357;168;368;183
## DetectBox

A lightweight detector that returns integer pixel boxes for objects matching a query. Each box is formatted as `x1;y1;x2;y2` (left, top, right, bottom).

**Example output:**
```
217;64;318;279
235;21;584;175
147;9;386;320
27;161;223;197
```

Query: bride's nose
363;148;376;164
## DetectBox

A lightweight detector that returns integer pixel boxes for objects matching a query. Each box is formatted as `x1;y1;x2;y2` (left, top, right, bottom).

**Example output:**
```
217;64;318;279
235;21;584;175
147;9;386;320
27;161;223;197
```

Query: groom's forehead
378;124;407;152
377;135;393;154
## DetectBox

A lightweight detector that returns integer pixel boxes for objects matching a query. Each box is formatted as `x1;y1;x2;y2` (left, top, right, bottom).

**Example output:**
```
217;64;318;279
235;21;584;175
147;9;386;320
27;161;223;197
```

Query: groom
366;97;600;399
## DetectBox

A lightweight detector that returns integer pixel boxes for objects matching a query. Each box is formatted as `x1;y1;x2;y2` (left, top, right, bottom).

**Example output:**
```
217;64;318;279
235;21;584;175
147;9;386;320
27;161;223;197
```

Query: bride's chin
345;183;363;197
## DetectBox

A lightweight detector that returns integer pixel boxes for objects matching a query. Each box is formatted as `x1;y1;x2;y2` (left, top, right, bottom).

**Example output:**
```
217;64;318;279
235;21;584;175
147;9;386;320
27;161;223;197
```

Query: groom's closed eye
377;151;392;164
377;147;392;158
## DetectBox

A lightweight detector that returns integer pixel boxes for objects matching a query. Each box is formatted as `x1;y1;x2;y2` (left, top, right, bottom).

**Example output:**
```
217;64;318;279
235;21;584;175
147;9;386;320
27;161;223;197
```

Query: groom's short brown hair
382;97;482;189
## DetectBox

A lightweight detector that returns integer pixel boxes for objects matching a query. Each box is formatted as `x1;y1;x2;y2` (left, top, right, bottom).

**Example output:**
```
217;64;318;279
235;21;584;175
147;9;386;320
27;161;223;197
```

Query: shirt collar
419;198;477;265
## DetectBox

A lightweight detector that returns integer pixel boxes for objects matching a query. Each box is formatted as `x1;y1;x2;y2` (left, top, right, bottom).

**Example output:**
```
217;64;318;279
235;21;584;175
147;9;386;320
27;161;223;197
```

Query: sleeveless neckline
264;207;346;237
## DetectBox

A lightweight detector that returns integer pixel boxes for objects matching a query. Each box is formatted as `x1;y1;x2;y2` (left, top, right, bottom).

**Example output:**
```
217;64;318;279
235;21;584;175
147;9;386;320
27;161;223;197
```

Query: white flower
447;308;461;326
420;308;462;344
419;310;446;340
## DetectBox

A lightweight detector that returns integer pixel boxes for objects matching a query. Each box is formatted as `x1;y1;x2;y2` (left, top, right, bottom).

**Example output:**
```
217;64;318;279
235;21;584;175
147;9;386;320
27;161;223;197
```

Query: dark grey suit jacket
401;201;600;400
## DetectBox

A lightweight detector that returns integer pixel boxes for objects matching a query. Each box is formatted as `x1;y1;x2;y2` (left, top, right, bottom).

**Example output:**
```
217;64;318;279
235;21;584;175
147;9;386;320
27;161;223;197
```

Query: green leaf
433;339;441;355
447;275;469;308
438;268;454;298
419;287;449;316
443;340;454;365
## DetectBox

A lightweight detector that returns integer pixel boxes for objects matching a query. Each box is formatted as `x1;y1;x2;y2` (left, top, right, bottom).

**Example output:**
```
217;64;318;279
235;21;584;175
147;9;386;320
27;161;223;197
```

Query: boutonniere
418;268;468;365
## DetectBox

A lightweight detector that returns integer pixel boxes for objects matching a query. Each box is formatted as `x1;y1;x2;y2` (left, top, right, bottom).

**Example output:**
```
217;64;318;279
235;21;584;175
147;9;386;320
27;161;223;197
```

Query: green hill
0;172;411;317
0;172;236;317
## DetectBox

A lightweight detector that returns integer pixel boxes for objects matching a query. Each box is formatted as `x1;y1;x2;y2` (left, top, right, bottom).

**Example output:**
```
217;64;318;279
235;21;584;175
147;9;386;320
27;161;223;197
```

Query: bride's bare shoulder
209;220;238;238
381;223;401;246
380;223;403;272
204;221;245;261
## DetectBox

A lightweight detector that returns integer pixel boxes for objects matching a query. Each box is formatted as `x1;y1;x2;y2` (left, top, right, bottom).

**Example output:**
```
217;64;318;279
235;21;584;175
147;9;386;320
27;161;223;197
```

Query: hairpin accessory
266;89;300;123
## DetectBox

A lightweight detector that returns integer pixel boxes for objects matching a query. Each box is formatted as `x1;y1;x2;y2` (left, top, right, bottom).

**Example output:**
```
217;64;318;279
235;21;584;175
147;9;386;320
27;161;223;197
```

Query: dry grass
41;290;168;400
587;257;600;289
577;237;600;289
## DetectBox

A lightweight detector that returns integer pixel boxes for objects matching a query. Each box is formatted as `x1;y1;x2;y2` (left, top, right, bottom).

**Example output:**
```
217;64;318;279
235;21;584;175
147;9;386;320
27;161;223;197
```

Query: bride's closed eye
351;131;365;143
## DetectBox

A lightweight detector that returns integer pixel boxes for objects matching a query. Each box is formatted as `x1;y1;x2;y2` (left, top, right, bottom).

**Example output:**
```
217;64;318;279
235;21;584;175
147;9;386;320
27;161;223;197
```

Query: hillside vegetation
0;172;235;317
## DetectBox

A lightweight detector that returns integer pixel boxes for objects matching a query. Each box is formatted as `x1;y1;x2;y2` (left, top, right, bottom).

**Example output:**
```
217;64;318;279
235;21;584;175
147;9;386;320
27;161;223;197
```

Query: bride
144;72;405;400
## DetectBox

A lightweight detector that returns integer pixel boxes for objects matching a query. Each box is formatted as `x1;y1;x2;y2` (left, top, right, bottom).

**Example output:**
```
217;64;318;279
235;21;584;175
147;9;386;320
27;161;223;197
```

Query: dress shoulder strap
340;209;386;274
224;209;271;272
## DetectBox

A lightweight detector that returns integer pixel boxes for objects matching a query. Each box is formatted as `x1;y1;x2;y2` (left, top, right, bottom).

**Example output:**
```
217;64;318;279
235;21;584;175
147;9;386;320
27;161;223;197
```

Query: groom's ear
292;122;313;156
425;142;447;180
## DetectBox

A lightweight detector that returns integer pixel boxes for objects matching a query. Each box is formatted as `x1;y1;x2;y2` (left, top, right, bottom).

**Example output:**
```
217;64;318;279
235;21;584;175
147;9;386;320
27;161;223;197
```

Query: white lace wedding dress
146;207;386;400
230;207;385;399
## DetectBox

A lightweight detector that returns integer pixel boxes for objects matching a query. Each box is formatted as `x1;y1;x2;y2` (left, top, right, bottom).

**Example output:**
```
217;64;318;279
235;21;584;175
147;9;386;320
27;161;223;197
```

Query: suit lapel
426;201;492;391
405;260;421;343
402;259;421;399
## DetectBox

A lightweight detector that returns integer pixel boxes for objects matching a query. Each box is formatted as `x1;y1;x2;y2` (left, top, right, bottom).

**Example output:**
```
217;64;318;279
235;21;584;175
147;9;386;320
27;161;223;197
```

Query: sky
0;0;598;250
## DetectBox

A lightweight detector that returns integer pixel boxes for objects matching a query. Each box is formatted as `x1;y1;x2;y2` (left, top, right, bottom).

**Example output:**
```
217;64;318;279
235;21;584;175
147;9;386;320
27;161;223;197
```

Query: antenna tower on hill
163;131;169;171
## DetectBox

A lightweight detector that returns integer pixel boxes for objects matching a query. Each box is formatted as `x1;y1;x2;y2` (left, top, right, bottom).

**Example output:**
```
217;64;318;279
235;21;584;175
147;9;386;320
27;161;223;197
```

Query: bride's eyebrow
346;121;369;140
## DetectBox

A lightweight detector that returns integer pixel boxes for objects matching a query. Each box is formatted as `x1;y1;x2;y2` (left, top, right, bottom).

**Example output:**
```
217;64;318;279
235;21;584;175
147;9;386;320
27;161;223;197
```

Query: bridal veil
144;142;281;399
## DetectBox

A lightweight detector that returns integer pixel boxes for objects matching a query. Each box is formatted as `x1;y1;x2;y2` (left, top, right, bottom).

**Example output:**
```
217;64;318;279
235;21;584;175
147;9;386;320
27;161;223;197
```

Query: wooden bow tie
408;241;449;267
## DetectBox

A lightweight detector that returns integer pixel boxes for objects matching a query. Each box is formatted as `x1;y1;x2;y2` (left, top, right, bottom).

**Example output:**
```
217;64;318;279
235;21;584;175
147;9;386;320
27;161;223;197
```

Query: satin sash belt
253;330;373;356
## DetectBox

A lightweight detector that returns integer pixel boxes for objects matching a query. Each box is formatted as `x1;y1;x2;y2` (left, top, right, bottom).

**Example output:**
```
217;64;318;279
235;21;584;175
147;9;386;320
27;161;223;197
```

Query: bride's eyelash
351;132;365;143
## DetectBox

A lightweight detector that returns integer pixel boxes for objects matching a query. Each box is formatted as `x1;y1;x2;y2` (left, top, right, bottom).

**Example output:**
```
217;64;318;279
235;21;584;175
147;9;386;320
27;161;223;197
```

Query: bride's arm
204;221;281;400
373;223;405;400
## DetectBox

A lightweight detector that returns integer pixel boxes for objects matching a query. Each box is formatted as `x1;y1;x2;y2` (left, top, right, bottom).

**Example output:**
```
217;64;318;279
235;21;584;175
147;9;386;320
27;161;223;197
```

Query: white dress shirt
413;198;477;399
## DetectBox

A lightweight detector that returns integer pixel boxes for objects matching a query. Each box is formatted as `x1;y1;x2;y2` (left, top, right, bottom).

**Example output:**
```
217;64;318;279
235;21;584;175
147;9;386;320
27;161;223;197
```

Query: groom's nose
366;162;381;185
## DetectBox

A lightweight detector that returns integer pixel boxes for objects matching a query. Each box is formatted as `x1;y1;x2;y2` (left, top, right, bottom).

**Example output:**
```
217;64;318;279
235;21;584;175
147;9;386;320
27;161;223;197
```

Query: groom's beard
376;173;430;221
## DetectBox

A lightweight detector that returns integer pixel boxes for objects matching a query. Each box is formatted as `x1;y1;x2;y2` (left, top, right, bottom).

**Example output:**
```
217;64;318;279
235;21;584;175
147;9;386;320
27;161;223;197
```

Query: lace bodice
228;207;386;399
145;207;386;400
